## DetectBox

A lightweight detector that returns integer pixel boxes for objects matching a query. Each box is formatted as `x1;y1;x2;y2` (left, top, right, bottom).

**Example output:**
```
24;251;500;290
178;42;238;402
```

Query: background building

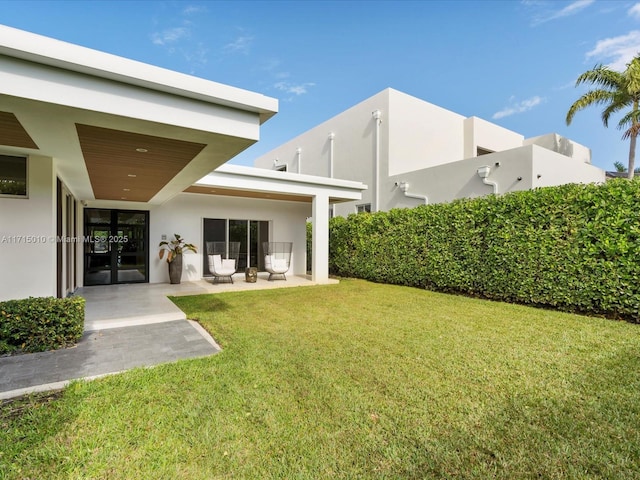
254;88;605;216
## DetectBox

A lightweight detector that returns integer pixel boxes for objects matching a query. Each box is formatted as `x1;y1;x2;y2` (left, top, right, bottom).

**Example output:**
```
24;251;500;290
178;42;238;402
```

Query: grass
1;278;640;479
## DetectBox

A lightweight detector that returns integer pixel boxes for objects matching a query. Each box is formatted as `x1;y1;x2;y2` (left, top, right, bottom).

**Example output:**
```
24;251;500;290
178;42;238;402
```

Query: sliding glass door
203;218;269;275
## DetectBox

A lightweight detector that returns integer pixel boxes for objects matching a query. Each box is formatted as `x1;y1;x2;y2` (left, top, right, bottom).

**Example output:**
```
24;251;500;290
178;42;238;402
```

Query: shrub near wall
0;296;85;354
330;179;640;322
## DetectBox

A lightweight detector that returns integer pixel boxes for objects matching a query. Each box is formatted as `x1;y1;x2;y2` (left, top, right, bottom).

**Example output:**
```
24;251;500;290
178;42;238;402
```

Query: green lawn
2;279;640;479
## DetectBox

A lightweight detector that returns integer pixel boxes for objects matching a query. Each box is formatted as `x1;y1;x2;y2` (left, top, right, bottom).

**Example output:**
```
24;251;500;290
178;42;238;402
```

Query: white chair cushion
208;254;222;271
272;258;288;272
221;259;236;271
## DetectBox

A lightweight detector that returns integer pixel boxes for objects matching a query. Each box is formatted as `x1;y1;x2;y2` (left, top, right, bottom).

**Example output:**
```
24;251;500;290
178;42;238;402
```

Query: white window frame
356;203;371;214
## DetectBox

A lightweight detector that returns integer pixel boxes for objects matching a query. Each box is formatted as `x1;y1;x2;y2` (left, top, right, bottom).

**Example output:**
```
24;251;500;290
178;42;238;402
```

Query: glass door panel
84;225;112;285
84;209;148;285
249;221;259;269
116;223;147;283
229;220;248;270
203;218;270;274
202;219;226;276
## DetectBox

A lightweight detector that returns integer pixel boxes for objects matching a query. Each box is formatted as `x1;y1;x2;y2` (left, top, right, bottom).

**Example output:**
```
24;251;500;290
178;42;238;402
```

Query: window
356;203;371;214
275;165;287;172
0;154;27;197
477;147;494;156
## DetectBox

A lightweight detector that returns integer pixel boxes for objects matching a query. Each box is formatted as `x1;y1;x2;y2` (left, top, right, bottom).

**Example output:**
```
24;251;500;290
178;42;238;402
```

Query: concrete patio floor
0;274;329;400
82;273;324;330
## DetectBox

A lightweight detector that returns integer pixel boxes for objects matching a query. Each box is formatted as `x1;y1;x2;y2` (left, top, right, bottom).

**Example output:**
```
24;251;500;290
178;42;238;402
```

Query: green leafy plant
0;296;85;354
158;234;197;263
329;179;640;322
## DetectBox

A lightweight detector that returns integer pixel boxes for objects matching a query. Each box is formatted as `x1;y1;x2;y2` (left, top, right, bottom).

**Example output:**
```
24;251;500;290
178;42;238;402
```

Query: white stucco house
254;88;605;216
0;25;366;302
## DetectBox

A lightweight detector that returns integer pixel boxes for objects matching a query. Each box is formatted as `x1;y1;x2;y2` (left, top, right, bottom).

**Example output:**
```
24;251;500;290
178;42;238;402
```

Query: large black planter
168;254;183;284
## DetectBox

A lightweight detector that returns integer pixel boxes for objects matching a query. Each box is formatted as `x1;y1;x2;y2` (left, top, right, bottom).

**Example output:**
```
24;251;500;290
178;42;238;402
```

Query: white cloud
223;35;254;54
586;30;640;71
530;0;594;26
274;81;316;97
151;27;189;46
629;3;640;19
492;96;544;119
183;5;206;15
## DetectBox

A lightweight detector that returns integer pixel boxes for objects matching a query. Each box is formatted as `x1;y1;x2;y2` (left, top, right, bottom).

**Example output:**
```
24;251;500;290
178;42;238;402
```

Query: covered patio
0;26;366;303
80;273;334;331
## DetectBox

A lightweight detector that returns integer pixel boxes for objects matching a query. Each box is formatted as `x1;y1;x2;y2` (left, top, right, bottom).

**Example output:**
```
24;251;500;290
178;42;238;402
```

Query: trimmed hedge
0;296;85;354
330;179;640;322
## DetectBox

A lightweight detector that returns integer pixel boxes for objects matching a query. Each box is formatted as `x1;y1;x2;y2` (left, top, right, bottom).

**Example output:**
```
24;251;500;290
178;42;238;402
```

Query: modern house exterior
254;88;605;216
0;25;365;302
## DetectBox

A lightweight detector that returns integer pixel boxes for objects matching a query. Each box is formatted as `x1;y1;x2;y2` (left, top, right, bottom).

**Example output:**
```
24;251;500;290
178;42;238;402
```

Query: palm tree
613;160;640;173
566;55;640;180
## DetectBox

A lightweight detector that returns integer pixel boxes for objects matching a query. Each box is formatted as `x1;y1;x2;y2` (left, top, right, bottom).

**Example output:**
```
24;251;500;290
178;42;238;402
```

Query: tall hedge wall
329;179;640;322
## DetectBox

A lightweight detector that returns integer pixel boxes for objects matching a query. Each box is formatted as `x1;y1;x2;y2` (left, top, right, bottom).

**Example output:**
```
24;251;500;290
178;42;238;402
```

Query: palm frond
575;65;624;90
624;55;640;92
622;121;640;140
566;90;615;125
617;107;640;132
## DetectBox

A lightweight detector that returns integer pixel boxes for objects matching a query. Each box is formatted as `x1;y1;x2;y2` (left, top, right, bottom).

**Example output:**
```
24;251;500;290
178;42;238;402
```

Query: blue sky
2;0;640;171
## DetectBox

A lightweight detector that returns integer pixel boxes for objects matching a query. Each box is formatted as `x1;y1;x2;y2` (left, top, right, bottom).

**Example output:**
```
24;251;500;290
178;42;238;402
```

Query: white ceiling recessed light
136;148;148;153
123;188;130;192
128;174;137;178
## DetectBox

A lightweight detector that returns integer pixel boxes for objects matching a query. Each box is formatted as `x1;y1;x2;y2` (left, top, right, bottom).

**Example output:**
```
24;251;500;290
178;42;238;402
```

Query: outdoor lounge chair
262;242;292;281
208;254;237;283
264;254;289;281
206;241;240;284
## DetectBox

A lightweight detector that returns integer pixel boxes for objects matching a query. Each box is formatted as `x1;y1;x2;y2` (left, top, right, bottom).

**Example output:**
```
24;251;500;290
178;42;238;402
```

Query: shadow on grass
168;294;231;316
0;385;87;478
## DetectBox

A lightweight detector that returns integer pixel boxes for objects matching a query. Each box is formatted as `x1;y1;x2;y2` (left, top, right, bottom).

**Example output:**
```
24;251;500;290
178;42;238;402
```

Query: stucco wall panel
463;117;524;159
255;89;390;210
524;133;592;164
0;155;56;301
530;145;604;187
387;146;535;207
388;89;465;176
148;193;310;283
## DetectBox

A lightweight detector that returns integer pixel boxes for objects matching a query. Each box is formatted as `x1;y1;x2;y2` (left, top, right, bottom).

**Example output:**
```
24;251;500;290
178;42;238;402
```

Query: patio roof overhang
0;25;278;205
187;164;367;204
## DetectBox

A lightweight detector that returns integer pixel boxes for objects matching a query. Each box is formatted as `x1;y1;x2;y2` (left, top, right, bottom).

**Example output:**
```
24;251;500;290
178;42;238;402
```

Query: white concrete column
311;192;330;283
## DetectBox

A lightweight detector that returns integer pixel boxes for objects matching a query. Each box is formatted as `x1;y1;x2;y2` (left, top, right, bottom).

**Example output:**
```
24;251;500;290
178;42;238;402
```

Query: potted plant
158;234;197;284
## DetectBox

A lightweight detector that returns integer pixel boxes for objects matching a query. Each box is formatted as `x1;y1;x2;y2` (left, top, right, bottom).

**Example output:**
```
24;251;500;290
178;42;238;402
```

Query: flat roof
0;24;278;123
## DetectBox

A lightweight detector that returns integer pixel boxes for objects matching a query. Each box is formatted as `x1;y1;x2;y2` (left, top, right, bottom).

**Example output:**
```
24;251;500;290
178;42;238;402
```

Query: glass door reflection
84;209;149;286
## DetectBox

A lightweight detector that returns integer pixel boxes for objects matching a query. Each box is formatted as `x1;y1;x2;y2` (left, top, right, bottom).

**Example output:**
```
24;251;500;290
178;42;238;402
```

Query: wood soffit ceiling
0;111;38;149
76;124;206;202
185;185;312;203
